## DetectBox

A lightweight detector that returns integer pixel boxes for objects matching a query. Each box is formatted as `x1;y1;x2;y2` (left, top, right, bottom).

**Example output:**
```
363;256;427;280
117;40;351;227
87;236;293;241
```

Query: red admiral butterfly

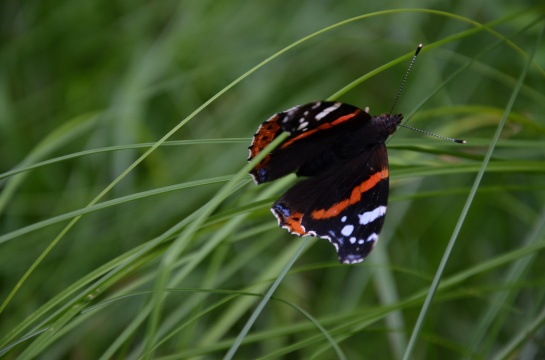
248;102;399;264
248;45;463;264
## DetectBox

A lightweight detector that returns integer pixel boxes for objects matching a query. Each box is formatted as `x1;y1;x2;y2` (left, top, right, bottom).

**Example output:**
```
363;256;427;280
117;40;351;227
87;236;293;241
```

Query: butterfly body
248;101;401;264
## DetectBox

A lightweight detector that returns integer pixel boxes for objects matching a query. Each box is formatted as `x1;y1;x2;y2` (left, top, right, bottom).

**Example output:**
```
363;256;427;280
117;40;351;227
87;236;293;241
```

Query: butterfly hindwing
248;102;371;184
271;145;390;264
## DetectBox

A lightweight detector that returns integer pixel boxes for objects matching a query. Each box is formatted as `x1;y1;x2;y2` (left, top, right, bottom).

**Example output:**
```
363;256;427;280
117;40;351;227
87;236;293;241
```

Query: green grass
1;1;545;359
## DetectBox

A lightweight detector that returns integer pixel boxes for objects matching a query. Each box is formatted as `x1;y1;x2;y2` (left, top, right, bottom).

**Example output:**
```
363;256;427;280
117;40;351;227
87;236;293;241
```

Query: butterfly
248;101;402;264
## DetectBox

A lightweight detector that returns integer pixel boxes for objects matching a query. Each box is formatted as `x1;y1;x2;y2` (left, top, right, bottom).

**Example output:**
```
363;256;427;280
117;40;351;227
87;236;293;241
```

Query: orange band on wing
281;111;360;148
311;168;388;220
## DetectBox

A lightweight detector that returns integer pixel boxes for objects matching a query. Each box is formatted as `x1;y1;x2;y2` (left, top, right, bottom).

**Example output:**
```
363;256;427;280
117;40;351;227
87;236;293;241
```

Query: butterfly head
372;113;403;138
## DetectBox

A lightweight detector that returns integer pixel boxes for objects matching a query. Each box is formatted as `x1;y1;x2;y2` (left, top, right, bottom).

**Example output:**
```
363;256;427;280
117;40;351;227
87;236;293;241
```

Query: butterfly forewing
248;102;371;184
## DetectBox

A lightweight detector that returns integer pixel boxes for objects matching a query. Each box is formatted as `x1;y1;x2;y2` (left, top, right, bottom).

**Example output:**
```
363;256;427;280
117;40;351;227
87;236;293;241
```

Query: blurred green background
1;0;545;359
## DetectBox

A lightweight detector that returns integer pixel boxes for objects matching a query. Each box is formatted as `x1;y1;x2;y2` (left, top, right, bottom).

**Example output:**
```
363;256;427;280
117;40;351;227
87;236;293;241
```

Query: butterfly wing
248;101;370;184
271;144;390;264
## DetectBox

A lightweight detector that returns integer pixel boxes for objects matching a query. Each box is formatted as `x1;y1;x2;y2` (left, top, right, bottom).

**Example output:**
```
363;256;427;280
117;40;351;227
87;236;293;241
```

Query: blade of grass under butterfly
222;237;340;360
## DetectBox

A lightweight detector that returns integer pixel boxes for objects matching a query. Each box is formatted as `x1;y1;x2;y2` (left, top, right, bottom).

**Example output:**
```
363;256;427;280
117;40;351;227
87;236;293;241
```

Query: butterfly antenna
399;124;466;143
389;44;423;115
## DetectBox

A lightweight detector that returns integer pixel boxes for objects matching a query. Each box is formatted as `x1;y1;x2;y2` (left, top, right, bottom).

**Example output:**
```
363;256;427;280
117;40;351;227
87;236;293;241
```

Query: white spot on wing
297;121;309;131
285;105;301;118
315;102;341;120
358;206;387;225
341;224;354;236
341;216;347;222
367;233;379;243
